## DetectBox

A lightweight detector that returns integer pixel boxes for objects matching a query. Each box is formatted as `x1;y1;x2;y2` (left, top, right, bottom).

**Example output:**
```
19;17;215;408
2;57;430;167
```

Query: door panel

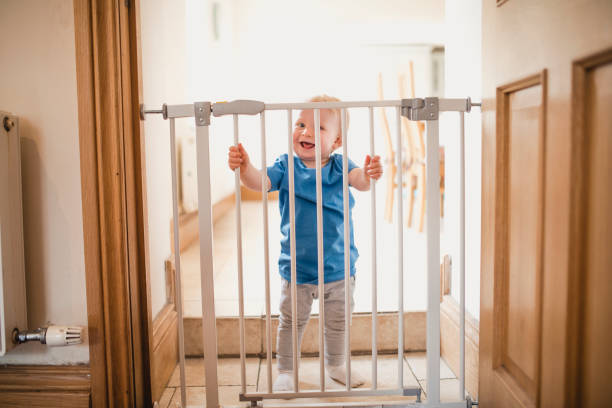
481;1;612;407
582;60;612;406
567;50;612;407
491;73;546;407
505;80;544;399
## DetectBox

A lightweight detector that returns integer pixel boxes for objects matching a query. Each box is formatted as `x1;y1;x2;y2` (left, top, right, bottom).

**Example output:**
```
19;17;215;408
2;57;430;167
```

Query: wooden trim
0;392;89;407
74;0;151;406
120;0;152;406
170;194;236;254
150;303;178;403
170;211;200;254
440;295;479;400
151;258;178;402
73;1;109;405
0;365;91;407
152;305;177;349
213;193;237;223
240;185;279;201
164;259;176;306
0;365;91;392
565;47;612;407
492;70;547;404
441;254;451;297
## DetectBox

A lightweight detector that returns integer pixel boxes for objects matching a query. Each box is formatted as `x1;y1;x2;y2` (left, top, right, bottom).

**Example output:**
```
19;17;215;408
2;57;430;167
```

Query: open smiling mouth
300;142;315;149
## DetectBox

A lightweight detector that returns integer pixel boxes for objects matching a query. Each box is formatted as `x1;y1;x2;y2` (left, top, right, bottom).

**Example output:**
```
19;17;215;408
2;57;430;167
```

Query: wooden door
480;1;612;407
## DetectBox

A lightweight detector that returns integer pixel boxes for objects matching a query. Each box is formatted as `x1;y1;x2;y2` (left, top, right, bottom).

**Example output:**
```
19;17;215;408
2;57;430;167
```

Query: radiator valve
12;326;82;347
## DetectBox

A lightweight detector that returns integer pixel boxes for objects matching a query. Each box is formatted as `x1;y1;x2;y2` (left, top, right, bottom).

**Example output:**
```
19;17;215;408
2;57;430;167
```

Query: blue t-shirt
267;153;359;284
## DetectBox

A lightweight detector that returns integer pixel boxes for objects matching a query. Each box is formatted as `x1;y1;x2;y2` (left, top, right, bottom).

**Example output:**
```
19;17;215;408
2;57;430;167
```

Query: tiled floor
156;353;460;407
179;201;435;318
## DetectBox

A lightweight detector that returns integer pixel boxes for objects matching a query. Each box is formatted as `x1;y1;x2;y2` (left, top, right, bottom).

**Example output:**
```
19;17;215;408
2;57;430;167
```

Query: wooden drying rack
377;62;444;232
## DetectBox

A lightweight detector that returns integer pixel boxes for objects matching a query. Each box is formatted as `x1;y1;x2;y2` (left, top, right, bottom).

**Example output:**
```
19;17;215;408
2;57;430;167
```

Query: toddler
227;95;383;391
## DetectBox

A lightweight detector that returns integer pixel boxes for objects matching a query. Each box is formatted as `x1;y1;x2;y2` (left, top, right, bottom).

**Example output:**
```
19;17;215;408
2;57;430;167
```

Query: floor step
183;311;426;357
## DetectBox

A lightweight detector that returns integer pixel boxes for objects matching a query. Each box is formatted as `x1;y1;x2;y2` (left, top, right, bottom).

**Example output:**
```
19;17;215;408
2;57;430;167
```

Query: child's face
292;108;341;165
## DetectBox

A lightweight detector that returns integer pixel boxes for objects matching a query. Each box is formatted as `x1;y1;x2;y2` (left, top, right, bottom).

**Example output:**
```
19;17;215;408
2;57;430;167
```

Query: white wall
183;0;448;311
185;0;445;208
441;0;482;320
140;0;189;319
0;0;88;364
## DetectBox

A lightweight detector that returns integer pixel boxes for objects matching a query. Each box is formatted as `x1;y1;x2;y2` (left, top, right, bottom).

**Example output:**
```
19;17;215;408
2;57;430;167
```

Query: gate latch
401;97;439;121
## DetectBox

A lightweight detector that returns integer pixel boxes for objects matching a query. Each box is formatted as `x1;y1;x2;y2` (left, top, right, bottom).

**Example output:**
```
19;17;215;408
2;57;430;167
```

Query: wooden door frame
565;46;612;407
74;0;152;406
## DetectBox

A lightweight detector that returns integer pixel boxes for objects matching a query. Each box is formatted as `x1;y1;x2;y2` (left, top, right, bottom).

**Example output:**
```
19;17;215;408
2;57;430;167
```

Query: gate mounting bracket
401;97;439;121
194;101;211;126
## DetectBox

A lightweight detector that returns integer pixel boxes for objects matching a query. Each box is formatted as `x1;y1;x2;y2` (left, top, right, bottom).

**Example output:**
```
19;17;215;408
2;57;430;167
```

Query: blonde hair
308;94;349;135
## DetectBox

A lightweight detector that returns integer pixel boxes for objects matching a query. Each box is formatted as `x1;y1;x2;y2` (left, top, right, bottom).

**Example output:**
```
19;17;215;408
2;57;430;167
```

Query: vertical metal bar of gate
341;108;351;391
169;118;187;407
395;106;404;388
425;117;441;404
194;105;220;408
261;111;273;393
459;112;466;400
233;114;247;394
369;106;378;390
287;109;299;391
314;109;326;392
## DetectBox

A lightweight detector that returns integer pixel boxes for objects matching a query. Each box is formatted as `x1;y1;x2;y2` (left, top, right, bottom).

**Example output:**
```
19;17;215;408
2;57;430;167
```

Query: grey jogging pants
276;276;355;372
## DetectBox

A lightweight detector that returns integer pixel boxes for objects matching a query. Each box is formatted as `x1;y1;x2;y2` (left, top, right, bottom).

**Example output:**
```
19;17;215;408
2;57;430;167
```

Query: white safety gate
141;97;479;408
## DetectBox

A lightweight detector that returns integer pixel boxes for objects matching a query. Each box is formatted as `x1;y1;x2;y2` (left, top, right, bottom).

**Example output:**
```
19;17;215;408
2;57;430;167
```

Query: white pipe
341;108;351;391
195;120;220;408
314;109;325;391
266;100;402;110
169;118;187;407
438;98;473;113
266;98;470;112
459;112;466;400
233;114;247;394
369;106;378;390
395;107;404;388
261;112;273;393
287;109;299;391
425;119;441;404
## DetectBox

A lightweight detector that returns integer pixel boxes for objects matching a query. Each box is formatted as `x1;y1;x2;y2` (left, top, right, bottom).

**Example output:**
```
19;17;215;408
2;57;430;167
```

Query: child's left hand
363;155;383;181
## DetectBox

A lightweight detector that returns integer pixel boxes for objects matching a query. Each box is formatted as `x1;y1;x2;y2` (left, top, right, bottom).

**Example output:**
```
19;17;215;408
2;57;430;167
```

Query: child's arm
228;143;271;191
348;155;383;191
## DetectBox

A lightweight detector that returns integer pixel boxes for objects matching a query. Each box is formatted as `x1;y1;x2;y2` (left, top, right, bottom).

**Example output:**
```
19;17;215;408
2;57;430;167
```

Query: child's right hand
228;143;250;171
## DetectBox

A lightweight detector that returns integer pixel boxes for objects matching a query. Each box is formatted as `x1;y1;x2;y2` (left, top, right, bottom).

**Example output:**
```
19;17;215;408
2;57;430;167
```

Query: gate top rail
140;97;481;121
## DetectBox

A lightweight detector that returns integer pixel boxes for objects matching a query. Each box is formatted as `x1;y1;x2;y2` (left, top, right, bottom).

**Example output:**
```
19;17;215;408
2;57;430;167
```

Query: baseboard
183;311;426;357
240;185;279;201
0;365;91;407
170;193;236;254
440;295;479;400
150;303;178;403
212;193;236;223
170;211;199;254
